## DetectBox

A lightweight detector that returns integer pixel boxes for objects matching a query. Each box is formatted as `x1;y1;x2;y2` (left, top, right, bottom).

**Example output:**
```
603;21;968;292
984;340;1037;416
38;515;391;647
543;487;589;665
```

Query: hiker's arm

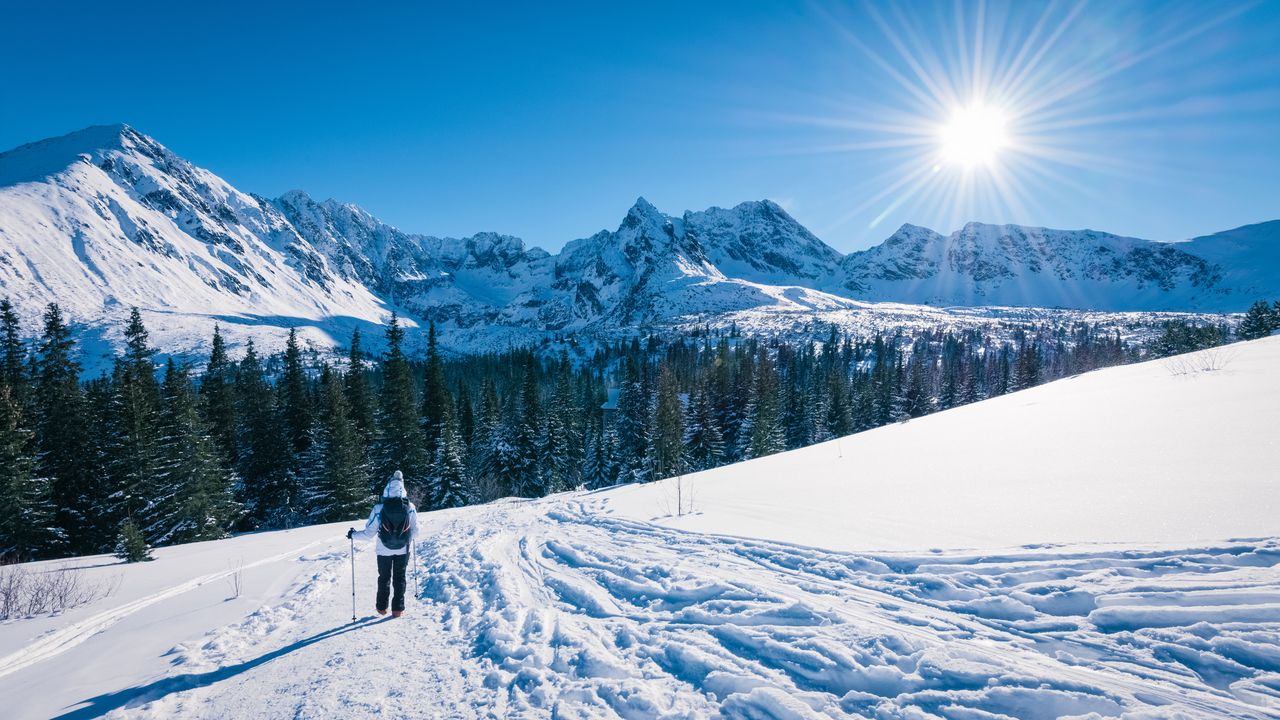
408;506;419;542
350;506;379;541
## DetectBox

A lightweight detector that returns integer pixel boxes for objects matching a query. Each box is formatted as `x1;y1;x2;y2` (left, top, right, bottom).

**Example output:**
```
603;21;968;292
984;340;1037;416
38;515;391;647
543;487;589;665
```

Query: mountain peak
628;196;661;216
0;123;145;186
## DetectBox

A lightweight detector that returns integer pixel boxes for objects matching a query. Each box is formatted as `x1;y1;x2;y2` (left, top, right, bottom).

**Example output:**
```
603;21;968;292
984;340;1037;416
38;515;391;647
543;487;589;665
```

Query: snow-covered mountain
0;124;1275;360
0;125;391;362
836;220;1278;311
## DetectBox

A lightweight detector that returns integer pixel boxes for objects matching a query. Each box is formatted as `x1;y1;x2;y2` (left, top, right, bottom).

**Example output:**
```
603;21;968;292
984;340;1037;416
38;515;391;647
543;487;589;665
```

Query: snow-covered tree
376;314;428;484
683;385;724;472
651;364;685;480
0;384;60;560
301;366;372;523
1238;299;1279;340
153;360;238;545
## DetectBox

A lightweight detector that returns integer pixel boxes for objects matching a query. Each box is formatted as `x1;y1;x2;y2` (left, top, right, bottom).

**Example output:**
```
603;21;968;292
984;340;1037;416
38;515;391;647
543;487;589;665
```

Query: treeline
0;297;1264;562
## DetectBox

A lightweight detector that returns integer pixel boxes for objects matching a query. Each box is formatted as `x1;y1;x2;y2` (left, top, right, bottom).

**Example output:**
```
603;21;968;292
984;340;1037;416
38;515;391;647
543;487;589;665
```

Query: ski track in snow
102;497;1280;719
0;537;332;682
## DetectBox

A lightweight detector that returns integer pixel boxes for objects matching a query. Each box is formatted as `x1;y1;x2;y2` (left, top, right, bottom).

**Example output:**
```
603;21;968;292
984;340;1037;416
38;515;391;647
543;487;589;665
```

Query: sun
937;104;1009;169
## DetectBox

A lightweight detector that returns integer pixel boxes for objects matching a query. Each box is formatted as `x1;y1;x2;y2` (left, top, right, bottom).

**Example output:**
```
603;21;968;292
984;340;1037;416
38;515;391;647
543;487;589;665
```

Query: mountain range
0;124;1275;359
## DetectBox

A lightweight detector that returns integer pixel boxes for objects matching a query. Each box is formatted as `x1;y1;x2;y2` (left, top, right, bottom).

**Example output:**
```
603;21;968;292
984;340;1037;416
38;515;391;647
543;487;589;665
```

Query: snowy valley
2;336;1278;719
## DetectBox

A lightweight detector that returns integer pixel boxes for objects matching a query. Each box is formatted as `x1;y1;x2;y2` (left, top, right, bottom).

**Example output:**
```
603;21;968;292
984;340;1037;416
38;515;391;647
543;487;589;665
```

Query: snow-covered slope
607;335;1280;551
1;338;1278;718
0;125;1276;363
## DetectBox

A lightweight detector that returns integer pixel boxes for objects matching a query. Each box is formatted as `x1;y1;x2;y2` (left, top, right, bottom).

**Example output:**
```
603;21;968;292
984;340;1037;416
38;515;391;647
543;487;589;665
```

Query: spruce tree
651;364;685;480
456;380;475;449
431;405;474;508
1238;300;1278;340
155;360;238;544
35;304;98;552
904;352;932;418
683;385;724;472
303;366;371;522
344;328;376;443
0;384;61;560
613;354;651;482
0;299;28;410
745;349;786;459
511;353;546;497
200;325;237;467
235;340;289;527
279;328;313;455
420;322;450;462
1012;337;1041;391
376;314;427;484
115;517;151;562
543;351;580;491
108;309;167;542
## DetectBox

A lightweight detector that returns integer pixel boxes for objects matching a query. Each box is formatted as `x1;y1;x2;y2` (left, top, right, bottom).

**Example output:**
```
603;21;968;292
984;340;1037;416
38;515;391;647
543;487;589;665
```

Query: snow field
604;335;1280;553
2;336;1277;718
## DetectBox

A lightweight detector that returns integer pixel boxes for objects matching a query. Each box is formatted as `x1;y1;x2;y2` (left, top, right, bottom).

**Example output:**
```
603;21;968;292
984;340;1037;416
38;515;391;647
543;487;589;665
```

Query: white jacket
351;475;419;556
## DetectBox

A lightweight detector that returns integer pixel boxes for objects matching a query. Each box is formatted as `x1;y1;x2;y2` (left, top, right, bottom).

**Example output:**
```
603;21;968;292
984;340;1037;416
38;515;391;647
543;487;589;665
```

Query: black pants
376;553;408;612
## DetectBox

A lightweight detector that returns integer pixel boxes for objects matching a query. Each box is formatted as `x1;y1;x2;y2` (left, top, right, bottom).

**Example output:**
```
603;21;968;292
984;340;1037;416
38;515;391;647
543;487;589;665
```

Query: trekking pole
349;535;357;622
410;542;418;600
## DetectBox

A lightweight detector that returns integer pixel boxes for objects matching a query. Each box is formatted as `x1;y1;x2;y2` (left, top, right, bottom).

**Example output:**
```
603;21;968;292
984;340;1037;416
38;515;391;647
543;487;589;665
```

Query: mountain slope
0;125;392;358
835;221;1254;311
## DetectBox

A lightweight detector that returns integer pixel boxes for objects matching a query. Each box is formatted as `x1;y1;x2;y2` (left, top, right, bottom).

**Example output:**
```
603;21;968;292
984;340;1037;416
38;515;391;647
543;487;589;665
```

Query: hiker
347;470;419;617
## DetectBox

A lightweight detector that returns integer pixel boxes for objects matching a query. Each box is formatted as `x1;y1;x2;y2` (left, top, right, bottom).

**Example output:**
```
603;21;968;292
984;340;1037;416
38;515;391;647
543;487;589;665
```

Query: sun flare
938;104;1008;169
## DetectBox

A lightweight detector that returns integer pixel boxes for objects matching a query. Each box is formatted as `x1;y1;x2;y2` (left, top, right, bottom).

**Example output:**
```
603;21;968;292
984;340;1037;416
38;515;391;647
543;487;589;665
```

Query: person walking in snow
347;470;419;617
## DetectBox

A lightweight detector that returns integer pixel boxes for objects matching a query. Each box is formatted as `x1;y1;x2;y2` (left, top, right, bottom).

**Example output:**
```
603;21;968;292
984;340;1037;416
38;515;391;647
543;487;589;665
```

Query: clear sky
2;1;1278;251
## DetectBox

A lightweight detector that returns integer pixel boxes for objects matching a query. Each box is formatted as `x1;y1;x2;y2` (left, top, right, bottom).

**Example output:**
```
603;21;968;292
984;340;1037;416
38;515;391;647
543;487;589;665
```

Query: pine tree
543;351;580;491
683;385;724;472
35;304;97;552
234;340;289;528
0;384;61;560
302;366;372;522
420;322;450;462
109;309;167;542
1012;337;1041;391
745;349;786;459
431;406;474;509
613;354;650;482
0;299;28;410
511;354;546;497
1238;299;1278;340
200;325;237;468
115;517;151;562
344;328;376;443
278;328;313;457
456;380;475;449
651;364;685;480
376;314;427;483
904;352;932;418
154;360;238;544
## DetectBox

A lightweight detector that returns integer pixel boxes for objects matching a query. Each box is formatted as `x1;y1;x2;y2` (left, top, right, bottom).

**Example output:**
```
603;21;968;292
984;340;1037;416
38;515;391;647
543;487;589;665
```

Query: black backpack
378;497;412;550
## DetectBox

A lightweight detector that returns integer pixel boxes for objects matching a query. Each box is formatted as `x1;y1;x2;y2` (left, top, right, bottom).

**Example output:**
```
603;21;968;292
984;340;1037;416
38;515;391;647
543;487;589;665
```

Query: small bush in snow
0;561;117;620
1165;347;1236;377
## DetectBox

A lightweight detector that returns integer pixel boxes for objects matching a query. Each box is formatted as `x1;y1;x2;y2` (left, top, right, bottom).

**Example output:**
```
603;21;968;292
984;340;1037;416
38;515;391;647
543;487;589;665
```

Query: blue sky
2;1;1278;251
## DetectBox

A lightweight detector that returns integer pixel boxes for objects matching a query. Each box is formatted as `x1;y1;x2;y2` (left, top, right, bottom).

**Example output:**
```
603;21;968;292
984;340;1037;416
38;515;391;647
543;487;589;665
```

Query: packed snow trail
91;496;1280;719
